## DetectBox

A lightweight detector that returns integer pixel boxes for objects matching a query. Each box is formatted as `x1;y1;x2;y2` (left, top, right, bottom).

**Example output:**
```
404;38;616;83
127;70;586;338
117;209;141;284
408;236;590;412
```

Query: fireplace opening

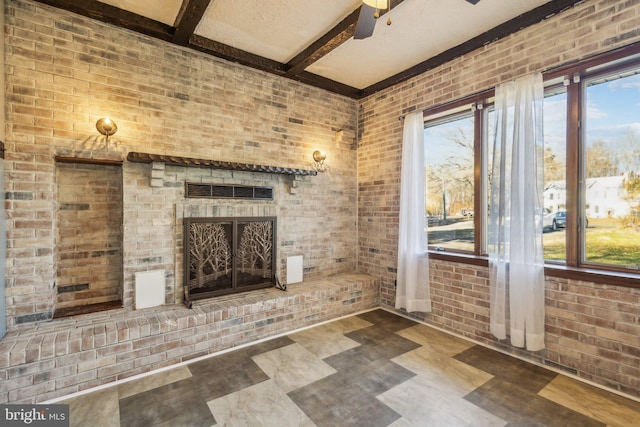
183;217;276;306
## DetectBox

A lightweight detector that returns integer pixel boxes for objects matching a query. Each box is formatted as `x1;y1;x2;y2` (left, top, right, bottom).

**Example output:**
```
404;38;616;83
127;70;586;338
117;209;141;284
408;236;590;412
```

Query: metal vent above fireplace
186;183;274;200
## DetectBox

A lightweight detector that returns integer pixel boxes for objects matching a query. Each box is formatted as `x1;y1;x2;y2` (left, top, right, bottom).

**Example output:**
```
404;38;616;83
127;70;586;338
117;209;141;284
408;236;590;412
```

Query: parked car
543;210;589;230
553;211;566;228
543;209;560;231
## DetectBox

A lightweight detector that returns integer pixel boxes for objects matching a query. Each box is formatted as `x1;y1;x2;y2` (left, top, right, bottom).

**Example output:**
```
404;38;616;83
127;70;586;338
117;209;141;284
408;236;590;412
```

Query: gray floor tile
188;348;270;401
119;377;214;427
453;345;557;392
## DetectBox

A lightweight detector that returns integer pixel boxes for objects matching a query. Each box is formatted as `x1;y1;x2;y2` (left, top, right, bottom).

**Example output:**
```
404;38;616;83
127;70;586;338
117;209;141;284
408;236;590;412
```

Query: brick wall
358;0;640;398
4;0;357;327
1;0;6;339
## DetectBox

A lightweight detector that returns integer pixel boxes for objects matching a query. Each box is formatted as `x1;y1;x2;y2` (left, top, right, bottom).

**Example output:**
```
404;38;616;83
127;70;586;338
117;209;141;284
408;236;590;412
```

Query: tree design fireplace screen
183;217;276;306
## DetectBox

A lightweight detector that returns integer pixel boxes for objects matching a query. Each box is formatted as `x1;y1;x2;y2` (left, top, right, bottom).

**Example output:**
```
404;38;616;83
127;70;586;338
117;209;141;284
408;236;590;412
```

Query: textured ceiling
194;0;362;64
307;0;550;89
97;0;182;26
34;0;584;98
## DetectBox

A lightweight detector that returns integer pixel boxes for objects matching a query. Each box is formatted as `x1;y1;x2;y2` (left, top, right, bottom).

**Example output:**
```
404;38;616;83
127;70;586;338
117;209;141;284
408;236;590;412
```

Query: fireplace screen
183;217;276;306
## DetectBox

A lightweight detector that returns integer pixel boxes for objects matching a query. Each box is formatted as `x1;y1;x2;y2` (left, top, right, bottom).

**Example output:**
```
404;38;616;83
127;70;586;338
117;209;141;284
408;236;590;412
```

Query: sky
424;114;473;167
585;73;640;147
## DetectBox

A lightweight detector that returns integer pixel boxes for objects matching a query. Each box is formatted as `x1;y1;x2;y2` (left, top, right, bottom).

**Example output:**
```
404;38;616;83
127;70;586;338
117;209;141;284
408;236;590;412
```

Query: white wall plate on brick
287;255;304;284
135;270;165;309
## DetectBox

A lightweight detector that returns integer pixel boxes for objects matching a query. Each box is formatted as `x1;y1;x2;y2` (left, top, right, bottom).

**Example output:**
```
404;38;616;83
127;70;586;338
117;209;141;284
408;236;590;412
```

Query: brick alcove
54;159;124;317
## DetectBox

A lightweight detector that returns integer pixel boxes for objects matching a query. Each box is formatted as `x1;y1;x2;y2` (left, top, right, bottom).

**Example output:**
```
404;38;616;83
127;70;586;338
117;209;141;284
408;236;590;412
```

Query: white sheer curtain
396;111;431;313
488;73;545;351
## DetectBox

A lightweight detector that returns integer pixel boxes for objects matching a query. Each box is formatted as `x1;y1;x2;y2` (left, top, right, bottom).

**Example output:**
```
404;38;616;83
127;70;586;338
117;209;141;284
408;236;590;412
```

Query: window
542;88;567;262
425;107;475;252
423;43;640;277
582;69;640;268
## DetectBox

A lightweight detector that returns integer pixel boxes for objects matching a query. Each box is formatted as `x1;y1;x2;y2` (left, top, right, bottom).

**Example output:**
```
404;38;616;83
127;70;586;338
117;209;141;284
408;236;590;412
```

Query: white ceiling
195;0;362;64
93;0;555;91
308;0;550;89
98;0;182;26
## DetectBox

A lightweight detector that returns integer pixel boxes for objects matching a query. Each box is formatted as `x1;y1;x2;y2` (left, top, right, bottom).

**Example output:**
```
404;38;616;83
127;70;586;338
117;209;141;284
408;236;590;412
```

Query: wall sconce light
312;150;327;172
96;118;117;141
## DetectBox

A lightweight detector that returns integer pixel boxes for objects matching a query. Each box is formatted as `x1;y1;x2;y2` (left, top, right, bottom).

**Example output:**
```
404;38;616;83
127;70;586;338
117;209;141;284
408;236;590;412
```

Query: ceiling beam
31;0;174;42
189;34;287;75
285;0;405;78
357;0;586;98
172;0;213;45
190;35;361;98
284;9;360;78
293;72;361;99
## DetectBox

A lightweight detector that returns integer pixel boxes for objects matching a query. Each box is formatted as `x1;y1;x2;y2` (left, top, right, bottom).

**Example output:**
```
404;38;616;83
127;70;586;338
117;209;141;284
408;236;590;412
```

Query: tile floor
59;309;640;426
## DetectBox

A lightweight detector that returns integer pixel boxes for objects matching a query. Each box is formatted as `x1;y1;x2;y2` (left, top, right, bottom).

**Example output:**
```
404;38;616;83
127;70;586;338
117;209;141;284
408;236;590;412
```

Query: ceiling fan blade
354;4;377;40
465;0;481;4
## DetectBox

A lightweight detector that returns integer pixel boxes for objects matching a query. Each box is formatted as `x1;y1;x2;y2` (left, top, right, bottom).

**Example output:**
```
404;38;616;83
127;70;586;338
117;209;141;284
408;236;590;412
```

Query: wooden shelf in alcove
54;156;123;166
126;151;317;177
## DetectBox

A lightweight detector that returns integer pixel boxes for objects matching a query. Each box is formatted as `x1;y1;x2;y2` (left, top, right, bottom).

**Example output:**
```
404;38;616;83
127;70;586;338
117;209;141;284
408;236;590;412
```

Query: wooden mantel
126;151;317;176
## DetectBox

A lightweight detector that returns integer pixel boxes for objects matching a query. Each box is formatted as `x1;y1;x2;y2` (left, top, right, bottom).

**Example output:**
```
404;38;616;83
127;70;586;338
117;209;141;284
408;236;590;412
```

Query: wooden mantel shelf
127;151;317;177
55;155;123;166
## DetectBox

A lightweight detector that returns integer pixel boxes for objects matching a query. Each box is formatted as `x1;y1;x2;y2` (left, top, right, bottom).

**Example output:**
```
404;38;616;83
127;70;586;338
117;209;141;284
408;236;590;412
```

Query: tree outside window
425;111;475;252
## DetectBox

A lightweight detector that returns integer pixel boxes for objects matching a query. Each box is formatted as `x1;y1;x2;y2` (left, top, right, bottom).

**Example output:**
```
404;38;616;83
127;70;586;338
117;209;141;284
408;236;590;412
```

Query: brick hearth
0;273;379;403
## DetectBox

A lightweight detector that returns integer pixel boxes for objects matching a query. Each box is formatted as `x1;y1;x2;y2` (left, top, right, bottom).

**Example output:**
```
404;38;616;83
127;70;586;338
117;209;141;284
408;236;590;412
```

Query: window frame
571;56;640;273
424;101;478;254
424;41;640;288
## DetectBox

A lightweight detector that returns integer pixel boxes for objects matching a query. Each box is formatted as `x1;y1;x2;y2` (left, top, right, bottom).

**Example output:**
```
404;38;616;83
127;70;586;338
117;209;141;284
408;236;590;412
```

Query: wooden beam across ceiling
172;0;212;45
284;1;405;78
32;0;174;42
189;35;362;97
294;71;365;98
284;8;361;78
189;34;287;76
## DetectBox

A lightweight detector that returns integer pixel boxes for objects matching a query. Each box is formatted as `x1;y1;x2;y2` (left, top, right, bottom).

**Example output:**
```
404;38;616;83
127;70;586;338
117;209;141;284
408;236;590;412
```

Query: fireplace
183;217;276;306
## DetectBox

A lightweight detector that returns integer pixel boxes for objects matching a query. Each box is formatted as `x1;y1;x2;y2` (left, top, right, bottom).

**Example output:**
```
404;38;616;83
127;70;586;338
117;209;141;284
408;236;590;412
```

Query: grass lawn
544;218;640;267
429;217;640;267
543;230;566;261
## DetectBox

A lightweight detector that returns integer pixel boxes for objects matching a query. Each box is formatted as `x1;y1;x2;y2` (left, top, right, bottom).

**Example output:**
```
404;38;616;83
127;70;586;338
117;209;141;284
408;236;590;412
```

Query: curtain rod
397;87;495;122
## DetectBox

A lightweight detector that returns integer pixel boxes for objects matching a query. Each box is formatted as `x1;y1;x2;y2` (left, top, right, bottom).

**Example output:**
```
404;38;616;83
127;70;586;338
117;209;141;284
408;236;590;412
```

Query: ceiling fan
354;0;481;40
